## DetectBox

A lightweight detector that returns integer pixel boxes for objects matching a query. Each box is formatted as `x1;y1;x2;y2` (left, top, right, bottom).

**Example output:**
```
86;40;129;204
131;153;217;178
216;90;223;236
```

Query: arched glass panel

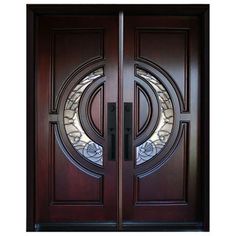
64;68;103;166
136;68;174;165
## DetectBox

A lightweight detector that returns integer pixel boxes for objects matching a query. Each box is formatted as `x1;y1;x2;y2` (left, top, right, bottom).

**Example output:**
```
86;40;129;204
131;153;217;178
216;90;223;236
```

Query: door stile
118;11;124;231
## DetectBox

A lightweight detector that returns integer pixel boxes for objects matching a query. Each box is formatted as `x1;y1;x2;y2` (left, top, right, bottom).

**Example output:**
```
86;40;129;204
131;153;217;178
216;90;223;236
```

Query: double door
30;6;208;231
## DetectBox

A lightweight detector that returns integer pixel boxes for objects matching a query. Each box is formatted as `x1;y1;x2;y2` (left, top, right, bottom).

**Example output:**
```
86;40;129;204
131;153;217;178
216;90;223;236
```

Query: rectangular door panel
137;29;189;111
52;124;103;203
135;123;188;203
51;29;104;112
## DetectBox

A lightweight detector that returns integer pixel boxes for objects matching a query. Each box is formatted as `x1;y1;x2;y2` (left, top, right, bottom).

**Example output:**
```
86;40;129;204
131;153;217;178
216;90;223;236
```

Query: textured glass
64;68;103;166
136;68;174;165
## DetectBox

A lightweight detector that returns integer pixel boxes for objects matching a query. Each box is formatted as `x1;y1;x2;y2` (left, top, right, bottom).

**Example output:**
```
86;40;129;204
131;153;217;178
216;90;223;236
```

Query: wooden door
122;15;203;230
35;15;119;230
28;5;209;232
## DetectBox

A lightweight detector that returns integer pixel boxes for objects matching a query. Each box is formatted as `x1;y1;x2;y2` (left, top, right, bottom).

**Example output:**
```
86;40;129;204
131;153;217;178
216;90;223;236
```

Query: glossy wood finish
123;15;202;222
89;86;104;136
35;14;118;224
27;5;209;231
135;85;152;136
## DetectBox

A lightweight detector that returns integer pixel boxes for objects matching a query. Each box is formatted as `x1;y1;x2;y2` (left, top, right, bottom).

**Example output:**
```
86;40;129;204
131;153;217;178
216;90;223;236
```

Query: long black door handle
108;103;116;161
124;103;132;161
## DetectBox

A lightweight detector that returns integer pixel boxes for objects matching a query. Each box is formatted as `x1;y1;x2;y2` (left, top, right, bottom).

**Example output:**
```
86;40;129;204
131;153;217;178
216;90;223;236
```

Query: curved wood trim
135;122;189;205
53;60;105;114
134;80;159;145
135;29;189;112
88;85;104;136
135;62;183;114
49;123;104;205
134;64;181;172
58;67;105;169
79;79;105;144
135;121;185;176
55;65;106;172
54;123;104;176
135;83;152;136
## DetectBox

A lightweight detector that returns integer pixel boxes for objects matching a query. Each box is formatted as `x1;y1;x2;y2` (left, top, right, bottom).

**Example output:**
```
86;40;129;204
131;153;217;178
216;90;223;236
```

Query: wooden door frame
27;4;209;231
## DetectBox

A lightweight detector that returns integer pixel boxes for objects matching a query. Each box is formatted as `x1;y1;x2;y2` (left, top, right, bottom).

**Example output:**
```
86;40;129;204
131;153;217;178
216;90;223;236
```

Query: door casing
27;4;209;232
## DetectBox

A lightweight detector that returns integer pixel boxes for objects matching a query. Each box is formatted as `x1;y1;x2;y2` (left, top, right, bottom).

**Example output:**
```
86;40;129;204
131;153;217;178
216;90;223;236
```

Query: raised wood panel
136;29;189;111
50;124;103;204
135;84;152;136
135;122;189;204
51;29;104;112
89;85;104;136
133;79;159;144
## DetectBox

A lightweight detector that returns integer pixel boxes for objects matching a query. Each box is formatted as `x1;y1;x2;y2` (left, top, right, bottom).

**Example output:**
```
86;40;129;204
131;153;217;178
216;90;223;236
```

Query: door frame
27;4;209;231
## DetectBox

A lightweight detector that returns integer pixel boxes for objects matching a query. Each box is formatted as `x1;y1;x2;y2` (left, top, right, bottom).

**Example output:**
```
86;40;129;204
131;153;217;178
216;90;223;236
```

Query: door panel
52;30;103;112
123;16;201;222
138;30;189;111
136;123;188;203
36;15;118;223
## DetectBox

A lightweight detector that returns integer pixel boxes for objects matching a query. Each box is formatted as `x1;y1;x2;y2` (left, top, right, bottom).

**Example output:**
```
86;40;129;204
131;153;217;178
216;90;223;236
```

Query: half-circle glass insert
136;68;174;165
64;68;103;166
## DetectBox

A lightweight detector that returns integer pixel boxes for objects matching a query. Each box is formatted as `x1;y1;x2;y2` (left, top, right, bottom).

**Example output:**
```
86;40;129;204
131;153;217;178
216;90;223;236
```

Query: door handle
124;103;132;161
108;103;116;161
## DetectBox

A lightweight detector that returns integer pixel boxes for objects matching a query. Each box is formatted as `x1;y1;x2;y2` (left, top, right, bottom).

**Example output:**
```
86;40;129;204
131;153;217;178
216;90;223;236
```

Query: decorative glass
64;68;103;166
136;68;174;165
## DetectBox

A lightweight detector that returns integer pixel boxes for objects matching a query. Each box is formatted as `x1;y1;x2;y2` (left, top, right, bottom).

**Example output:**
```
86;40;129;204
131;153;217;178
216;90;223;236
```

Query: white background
0;0;235;235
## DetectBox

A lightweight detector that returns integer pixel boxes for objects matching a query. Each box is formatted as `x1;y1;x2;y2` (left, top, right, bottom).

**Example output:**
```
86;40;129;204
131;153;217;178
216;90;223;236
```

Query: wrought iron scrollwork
136;68;174;165
64;68;103;166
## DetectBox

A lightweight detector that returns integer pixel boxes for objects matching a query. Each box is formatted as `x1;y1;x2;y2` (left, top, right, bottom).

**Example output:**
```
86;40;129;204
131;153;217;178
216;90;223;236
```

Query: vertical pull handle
124;103;132;161
108;103;116;161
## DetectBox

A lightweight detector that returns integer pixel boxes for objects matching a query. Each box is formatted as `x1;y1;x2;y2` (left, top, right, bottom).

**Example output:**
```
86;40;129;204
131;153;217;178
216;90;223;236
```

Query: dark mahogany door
30;6;208;231
35;15;119;229
122;15;202;229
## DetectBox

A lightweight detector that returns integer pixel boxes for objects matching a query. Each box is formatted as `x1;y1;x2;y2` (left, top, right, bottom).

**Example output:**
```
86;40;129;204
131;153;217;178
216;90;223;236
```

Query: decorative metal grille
136;68;174;165
64;68;103;166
